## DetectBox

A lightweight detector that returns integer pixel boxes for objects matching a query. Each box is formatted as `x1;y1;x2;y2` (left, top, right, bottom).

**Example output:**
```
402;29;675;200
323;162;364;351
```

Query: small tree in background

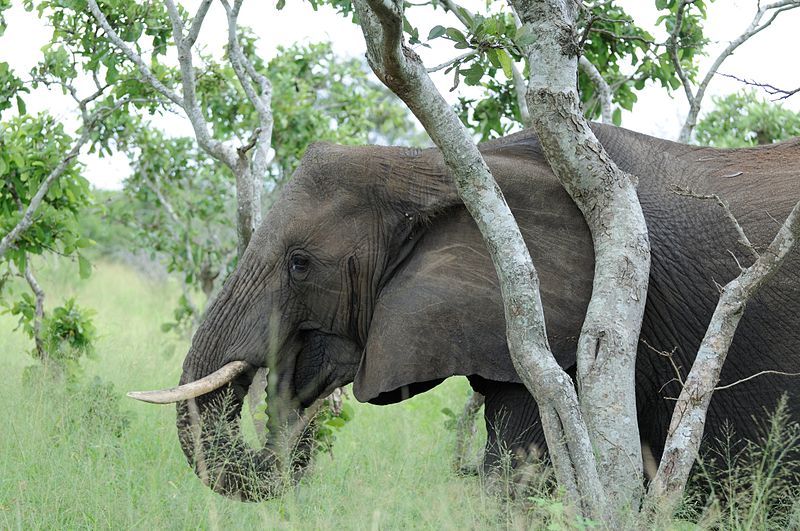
695;90;800;148
115;40;423;334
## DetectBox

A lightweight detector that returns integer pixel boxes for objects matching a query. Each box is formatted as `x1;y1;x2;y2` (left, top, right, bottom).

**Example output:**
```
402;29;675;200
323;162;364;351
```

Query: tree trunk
353;0;607;519
511;0;650;513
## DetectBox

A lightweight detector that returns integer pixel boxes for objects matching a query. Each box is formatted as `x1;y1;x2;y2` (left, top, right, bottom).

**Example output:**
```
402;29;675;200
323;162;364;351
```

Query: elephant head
131;137;594;500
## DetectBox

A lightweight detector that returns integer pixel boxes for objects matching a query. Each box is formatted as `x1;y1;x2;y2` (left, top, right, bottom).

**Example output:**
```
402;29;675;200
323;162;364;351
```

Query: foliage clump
695;90;800;148
8;295;96;381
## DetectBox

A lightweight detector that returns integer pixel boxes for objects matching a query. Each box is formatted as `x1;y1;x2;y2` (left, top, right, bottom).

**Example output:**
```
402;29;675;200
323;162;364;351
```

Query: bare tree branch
89;0;268;257
440;0;472;26
510;62;532;127
23;262;46;361
186;0;213;48
86;0;184;109
162;0;236;168
648;195;800;509
452;391;484;472
714;369;800;391
667;0;696;110
513;0;650;515
219;0;274;251
675;0;800;142
354;0;608;519
719;73;800;100
426;51;476;73
673;186;759;259
578;56;612;124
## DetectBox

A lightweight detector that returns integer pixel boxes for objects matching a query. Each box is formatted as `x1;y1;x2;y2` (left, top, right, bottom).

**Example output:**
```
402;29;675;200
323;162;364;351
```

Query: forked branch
672;0;800;142
354;0;606;519
647;196;800;510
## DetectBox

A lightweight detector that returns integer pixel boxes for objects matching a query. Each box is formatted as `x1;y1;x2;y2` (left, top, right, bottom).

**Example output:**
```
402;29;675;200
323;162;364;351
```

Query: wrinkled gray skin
176;124;800;500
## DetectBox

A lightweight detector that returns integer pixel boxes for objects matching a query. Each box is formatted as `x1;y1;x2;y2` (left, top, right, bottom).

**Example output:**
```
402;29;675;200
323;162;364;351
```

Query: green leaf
486;48;501;68
445;27;467;45
78;254;92;279
464;63;483;86
276;0;286;9
340;402;354;421
326;417;346;428
16;95;25;115
496;48;513;79
428;25;446;40
514;25;536;48
612;108;622;126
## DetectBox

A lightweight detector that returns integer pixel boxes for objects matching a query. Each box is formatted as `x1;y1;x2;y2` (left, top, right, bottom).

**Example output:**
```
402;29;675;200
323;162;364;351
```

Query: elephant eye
289;254;310;277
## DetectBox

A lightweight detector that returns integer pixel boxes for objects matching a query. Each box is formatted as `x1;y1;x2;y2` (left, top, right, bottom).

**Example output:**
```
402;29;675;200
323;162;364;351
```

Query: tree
668;0;800;142
353;0;800;523
119;124;238;332
0;0;144;376
417;0;710;141
0;112;98;377
695;89;800;148
115;40;422;332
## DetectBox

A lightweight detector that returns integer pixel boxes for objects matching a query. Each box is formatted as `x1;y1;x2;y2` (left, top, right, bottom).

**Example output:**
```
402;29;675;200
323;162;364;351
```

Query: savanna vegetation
3;0;800;528
3;255;799;529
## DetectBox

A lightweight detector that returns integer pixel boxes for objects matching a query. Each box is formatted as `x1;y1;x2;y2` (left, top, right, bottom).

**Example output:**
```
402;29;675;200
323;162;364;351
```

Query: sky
1;0;799;190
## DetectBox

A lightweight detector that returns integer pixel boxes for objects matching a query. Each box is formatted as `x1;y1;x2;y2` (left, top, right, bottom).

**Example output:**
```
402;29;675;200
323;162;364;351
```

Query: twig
673;186;759;259
426;51;476;73
237;127;262;156
715;370;800;391
675;0;800;142
641;338;684;388
718;73;800;100
440;0;471;27
588;27;656;46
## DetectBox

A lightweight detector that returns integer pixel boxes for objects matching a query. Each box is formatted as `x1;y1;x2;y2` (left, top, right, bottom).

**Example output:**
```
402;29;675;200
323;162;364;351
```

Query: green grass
3;259;799;530
0;259;528;530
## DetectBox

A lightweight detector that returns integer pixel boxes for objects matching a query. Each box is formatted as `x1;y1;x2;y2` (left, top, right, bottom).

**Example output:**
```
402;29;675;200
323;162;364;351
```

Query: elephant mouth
129;359;319;501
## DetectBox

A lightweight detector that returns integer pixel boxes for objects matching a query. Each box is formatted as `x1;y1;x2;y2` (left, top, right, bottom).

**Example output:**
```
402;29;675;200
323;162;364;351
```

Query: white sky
1;0;798;190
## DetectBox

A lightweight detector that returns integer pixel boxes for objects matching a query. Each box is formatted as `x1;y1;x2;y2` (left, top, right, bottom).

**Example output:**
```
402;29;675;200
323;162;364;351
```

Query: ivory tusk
127;360;253;404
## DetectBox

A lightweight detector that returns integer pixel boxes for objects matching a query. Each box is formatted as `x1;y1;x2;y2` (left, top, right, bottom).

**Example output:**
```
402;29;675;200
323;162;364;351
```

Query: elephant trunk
175;366;315;502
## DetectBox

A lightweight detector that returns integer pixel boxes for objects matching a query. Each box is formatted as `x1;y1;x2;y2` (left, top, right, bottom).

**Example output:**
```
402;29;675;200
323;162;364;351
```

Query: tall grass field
2;259;799;529
0;259;532;529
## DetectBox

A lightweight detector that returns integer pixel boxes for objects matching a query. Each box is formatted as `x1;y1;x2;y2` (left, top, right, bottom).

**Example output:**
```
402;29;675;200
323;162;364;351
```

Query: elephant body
176;124;800;499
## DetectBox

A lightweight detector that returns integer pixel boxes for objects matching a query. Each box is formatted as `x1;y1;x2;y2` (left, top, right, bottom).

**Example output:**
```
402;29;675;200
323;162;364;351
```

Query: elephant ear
353;150;595;405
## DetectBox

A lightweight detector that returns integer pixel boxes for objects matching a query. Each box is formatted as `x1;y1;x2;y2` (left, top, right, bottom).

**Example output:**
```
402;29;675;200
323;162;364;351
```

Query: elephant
135;123;800;501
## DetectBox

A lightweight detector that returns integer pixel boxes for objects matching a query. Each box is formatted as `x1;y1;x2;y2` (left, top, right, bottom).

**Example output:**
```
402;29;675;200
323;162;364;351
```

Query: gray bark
453;391;484;472
353;0;607;519
578;56;612;124
23;263;46;362
510;0;650;514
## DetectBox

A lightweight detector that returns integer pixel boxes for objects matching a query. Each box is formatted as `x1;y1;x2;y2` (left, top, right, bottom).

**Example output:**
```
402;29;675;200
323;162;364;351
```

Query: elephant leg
467;376;547;478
